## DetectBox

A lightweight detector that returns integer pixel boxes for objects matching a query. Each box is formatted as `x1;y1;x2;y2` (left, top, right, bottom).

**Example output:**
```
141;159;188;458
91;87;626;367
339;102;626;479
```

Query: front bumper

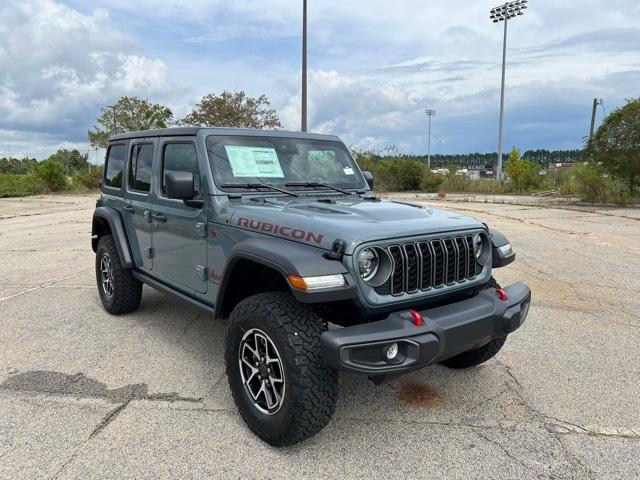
320;282;531;375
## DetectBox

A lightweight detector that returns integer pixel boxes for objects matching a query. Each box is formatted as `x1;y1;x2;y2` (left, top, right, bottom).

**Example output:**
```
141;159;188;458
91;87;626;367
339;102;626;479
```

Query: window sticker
225;146;284;178
343;167;355;175
308;150;335;162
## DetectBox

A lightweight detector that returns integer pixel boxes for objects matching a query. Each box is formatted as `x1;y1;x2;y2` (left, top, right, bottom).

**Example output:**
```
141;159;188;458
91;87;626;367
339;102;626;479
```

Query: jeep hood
224;197;485;254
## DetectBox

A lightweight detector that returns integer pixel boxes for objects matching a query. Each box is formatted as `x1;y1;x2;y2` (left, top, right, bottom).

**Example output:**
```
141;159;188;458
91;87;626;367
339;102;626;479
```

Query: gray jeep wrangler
92;127;531;446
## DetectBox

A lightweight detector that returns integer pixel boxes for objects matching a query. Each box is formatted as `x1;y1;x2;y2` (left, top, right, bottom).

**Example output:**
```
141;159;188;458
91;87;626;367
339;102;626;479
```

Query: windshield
206;135;367;192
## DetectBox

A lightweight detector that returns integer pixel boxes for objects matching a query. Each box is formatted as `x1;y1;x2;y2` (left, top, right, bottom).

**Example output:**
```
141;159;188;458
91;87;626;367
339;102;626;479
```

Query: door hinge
144;247;155;259
195;265;208;281
195;222;207;238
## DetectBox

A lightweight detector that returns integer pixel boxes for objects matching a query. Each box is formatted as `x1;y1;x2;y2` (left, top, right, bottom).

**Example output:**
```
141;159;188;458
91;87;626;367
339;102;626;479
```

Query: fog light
385;343;399;360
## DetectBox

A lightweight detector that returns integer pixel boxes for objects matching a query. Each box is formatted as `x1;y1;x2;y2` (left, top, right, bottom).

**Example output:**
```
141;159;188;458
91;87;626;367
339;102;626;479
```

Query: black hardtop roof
108;127;342;143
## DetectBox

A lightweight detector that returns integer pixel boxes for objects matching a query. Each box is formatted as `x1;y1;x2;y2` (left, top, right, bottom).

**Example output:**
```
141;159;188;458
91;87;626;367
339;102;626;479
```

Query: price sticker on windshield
225;146;285;178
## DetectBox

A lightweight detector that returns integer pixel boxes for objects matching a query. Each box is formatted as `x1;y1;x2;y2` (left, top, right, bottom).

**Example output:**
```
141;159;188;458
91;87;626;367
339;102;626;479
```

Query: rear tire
95;235;142;314
440;276;507;369
225;292;338;446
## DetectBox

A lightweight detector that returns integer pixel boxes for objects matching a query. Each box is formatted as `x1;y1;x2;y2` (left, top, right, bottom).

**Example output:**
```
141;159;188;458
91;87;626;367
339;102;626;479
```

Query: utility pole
425;109;436;170
589;98;602;138
490;0;528;181
301;0;308;132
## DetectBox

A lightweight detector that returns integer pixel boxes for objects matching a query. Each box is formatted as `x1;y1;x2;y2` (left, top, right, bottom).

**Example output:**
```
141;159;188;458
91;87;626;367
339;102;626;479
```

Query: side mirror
165;171;194;200
362;171;374;190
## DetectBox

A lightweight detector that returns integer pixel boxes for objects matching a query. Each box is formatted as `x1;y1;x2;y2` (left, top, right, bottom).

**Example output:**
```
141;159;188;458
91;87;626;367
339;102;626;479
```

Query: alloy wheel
100;253;114;298
238;328;286;415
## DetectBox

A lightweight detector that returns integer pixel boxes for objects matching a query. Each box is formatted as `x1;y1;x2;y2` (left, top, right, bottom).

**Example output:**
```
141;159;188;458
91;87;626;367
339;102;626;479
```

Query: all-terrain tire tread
96;235;142;314
225;291;337;446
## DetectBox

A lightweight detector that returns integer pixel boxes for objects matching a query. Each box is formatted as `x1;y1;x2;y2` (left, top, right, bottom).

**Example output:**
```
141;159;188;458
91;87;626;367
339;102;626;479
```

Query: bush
421;172;444;192
468;178;505;194
72;167;103;190
558;178;578;196
376;158;427;191
0;174;43;198
440;169;471;192
573;163;608;202
354;152;429;191
33;160;68;192
504;147;541;192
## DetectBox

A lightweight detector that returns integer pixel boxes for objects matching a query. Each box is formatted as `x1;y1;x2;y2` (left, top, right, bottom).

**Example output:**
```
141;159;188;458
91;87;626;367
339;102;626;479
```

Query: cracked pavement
1;194;639;479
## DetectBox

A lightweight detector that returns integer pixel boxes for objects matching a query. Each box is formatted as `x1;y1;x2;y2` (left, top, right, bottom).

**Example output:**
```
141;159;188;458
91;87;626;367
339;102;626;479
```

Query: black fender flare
215;237;357;317
489;228;516;268
92;207;134;268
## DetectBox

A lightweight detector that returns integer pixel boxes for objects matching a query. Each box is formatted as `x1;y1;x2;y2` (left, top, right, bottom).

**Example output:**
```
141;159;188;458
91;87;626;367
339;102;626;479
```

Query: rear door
123;139;156;270
152;138;208;294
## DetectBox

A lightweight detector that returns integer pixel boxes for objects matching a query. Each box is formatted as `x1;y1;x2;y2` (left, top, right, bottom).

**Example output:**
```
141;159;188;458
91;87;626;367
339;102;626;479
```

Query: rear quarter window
104;144;126;188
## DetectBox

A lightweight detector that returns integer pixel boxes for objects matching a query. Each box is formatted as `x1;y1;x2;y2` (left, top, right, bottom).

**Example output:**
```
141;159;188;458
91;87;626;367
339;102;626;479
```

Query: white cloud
0;0;172;157
1;0;640;158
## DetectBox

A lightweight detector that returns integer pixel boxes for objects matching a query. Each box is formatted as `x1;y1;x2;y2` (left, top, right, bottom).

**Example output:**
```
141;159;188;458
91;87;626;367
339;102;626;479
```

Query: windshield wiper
285;182;355;195
221;183;298;197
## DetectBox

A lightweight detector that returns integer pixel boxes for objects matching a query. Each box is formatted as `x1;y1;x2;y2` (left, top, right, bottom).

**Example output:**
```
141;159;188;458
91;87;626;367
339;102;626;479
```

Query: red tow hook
409;310;424;326
496;288;509;301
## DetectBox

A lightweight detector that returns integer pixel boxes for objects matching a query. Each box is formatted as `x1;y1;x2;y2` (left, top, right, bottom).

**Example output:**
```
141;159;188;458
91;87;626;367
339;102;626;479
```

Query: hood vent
291;205;349;215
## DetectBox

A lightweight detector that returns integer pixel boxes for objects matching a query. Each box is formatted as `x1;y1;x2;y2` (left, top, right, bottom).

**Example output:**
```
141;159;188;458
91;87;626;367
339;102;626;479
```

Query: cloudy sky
1;0;639;160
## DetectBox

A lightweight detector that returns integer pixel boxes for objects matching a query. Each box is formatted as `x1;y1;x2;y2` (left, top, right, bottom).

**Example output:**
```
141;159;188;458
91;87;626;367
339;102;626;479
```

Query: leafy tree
585;98;640;194
33;160;67;192
179;91;281;129
504;147;540;192
45;149;89;174
88;96;174;148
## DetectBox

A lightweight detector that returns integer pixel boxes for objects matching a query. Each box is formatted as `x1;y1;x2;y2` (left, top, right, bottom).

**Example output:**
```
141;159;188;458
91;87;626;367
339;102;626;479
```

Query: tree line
378;149;584;167
2;91;637;202
0;150;90;175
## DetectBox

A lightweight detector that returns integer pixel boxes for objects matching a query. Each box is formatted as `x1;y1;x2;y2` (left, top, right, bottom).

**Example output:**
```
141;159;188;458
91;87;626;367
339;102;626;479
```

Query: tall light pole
425;109;436;170
301;0;308;132
490;0;527;181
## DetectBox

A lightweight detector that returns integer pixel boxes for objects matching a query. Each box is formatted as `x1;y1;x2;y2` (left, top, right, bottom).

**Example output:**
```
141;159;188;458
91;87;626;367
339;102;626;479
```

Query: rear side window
104;144;126;188
162;143;201;197
128;143;154;193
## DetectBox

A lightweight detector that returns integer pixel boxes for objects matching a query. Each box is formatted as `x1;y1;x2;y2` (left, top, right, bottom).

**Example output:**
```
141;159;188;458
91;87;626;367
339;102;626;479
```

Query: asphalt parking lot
1;194;639;479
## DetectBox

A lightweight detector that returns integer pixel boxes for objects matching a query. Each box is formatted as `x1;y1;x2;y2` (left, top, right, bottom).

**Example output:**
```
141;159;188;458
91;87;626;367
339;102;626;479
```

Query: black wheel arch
92;206;134;268
214;237;357;320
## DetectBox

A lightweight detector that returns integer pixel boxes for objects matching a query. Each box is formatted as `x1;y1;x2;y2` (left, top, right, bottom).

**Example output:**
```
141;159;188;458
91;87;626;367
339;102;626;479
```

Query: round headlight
473;233;484;259
357;248;379;281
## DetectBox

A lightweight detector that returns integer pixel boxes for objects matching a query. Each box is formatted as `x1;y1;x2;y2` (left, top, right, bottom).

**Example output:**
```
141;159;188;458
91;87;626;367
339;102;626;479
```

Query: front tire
225;292;338;446
95;235;142;314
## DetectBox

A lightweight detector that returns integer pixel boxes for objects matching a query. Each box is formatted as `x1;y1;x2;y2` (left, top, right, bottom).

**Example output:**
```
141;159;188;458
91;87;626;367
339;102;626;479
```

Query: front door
152;138;208;294
123;140;156;270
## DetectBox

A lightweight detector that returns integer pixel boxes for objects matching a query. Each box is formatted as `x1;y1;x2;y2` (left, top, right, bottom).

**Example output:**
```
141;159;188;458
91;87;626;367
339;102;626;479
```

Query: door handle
123;206;135;213
151;213;167;223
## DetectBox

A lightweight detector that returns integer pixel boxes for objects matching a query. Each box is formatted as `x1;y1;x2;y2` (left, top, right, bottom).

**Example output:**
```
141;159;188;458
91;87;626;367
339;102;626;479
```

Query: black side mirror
165;171;194;200
362;171;374;190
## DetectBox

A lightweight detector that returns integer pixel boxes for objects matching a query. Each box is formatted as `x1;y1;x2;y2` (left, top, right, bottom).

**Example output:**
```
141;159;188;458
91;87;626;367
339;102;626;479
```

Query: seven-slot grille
373;234;480;296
